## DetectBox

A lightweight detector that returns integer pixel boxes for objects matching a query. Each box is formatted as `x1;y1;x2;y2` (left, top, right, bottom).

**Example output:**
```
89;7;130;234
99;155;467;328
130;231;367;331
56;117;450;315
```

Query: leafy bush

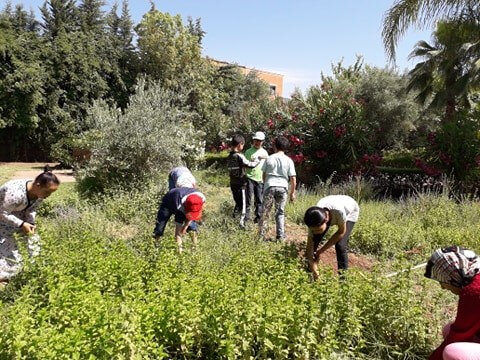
76;79;205;195
419;110;480;183
258;60;425;181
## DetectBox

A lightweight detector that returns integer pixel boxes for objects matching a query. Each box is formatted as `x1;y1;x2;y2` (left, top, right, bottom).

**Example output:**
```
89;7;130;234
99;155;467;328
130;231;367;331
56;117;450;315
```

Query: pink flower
414;158;441;176
318;108;326;115
360;154;370;163
370;154;383;166
219;142;228;151
267;118;275;129
289;135;304;147
439;152;452;166
334;125;347;138
427;132;436;145
316;150;327;159
290;153;305;164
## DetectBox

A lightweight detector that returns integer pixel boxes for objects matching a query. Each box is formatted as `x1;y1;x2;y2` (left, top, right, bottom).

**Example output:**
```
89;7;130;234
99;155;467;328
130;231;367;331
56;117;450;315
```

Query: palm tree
407;20;480;120
382;0;479;61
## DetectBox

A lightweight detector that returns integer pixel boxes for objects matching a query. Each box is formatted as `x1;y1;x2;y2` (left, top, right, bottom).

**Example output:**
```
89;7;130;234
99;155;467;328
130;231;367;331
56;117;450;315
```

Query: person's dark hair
274;136;290;151
304;206;327;227
230;134;245;147
34;165;60;186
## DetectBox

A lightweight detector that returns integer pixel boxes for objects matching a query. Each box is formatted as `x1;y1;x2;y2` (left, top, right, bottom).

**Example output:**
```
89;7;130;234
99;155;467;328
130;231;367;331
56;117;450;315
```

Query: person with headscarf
424;246;480;360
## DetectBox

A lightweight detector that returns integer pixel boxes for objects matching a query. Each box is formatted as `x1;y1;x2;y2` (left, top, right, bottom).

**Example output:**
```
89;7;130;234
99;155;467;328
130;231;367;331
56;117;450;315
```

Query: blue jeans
259;186;287;240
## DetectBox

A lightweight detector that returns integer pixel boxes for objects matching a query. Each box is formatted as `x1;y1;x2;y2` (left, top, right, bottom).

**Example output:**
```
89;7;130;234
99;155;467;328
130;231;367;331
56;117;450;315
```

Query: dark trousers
313;221;355;270
230;183;247;224
153;204;197;237
246;179;264;222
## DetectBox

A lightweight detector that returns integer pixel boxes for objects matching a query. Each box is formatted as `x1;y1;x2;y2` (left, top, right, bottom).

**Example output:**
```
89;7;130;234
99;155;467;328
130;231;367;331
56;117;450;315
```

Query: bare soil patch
267;222;375;271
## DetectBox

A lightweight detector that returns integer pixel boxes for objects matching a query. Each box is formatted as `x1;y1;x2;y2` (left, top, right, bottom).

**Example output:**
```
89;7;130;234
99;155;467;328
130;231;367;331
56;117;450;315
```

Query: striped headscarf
425;246;480;287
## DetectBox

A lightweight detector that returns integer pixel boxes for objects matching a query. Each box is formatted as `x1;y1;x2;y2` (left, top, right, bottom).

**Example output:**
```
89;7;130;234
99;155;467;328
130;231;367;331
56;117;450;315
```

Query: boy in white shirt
258;136;296;241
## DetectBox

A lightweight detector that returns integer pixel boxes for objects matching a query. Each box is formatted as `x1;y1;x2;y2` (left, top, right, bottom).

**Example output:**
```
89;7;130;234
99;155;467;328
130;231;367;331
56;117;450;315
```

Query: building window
269;85;277;96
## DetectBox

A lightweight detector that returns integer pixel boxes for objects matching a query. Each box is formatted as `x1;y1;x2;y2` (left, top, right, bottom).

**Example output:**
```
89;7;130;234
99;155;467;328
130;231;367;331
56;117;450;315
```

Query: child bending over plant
153;187;205;253
304;195;359;280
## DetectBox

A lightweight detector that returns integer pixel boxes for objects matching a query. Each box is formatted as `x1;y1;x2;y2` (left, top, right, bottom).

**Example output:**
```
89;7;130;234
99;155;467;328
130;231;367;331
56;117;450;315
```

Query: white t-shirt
262;152;296;190
317;195;360;225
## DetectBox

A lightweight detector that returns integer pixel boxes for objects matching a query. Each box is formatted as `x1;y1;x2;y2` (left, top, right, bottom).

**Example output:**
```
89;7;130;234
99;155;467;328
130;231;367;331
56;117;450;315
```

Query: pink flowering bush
417;111;480;182
263;77;378;180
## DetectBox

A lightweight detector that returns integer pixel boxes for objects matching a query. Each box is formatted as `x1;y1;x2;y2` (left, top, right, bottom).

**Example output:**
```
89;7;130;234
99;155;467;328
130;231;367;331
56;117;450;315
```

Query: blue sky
8;0;434;97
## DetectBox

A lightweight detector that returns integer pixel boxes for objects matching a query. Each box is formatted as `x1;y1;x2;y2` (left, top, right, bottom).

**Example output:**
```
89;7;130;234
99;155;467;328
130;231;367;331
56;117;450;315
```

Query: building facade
210;58;284;98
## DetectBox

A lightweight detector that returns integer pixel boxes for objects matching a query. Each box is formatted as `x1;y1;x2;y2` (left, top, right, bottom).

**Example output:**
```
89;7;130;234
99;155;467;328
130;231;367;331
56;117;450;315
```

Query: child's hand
21;222;36;235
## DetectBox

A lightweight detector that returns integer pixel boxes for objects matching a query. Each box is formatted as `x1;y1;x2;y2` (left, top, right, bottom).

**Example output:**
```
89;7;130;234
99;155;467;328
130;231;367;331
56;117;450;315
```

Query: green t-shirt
245;147;269;183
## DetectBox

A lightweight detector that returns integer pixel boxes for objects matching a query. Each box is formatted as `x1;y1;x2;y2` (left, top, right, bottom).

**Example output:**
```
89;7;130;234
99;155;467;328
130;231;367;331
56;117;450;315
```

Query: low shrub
1;173;468;359
76;79;205;195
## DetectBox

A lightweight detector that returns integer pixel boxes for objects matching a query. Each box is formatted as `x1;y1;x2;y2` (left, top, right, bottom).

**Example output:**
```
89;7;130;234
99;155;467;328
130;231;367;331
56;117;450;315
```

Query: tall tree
187;16;205;45
136;9;203;86
105;0;138;108
40;0;78;38
0;5;45;160
407;20;480;119
382;0;479;61
78;0;105;33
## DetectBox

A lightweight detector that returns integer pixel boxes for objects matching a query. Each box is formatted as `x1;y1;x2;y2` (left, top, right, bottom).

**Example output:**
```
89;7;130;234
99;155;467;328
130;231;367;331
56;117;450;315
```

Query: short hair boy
168;166;197;190
304;195;359;280
227;134;265;227
245;131;269;223
258;136;296;241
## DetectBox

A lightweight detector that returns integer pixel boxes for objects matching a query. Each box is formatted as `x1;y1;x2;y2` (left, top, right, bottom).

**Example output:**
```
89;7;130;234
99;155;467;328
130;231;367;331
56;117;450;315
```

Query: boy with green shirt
245;132;269;223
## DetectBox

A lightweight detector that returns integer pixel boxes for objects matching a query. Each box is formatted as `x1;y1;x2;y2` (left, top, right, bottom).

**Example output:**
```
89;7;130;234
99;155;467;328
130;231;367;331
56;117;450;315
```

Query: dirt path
270;222;375;271
1;162;76;183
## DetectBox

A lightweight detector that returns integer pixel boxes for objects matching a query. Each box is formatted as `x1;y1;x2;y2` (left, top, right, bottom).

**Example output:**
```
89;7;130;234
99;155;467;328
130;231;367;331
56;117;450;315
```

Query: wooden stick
385;262;428;278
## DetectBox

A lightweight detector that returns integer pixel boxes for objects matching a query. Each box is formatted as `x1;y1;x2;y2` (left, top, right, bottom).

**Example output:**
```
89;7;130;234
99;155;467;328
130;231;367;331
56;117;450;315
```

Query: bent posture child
304;195;359;279
168;166;197;190
153;187;205;253
227;134;263;227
